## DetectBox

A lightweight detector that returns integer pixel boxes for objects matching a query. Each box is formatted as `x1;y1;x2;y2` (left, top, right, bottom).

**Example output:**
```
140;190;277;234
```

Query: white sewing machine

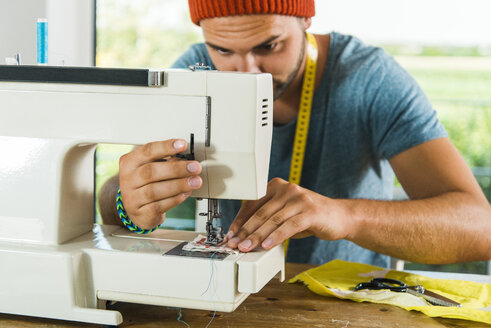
0;65;284;326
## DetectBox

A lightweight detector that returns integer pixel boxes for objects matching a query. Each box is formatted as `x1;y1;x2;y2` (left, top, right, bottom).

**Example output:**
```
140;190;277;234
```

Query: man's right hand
118;139;202;230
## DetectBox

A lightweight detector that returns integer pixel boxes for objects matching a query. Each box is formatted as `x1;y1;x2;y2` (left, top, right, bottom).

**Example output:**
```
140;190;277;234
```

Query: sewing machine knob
189;63;211;71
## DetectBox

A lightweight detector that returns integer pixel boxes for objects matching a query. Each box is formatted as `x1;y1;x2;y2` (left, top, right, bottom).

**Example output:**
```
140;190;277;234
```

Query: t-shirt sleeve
364;51;447;159
171;43;216;69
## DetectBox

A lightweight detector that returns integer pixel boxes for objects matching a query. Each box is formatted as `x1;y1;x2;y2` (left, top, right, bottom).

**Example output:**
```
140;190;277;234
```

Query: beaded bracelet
116;188;158;234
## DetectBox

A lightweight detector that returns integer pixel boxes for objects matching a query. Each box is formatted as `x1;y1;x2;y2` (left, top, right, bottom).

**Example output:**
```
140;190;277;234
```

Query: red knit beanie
188;0;315;25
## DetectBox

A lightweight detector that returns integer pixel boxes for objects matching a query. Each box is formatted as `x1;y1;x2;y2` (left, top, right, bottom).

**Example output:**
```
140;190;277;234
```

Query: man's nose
237;54;262;73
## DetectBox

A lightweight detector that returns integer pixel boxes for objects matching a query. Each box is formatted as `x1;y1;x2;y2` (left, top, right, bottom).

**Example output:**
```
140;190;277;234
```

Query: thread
201;251;218;327
205;310;217;328
174;252;218;327
176;308;190;328
201;251;217;296
36;18;48;65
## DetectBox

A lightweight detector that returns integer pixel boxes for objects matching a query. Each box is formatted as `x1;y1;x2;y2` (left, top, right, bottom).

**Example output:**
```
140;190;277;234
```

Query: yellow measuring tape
284;32;318;256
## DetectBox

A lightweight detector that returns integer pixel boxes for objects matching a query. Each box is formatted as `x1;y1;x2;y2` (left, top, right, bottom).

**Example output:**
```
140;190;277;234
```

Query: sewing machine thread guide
174;133;195;160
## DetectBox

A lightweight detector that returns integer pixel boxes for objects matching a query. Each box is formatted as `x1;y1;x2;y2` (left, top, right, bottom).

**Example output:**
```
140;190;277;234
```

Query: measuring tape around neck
285;32;318;255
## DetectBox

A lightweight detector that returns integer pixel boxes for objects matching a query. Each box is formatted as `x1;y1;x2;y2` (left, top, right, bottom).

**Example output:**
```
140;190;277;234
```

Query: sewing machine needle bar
205;199;224;245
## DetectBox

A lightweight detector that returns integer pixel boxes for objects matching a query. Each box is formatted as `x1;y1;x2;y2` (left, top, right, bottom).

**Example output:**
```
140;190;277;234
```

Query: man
100;0;491;267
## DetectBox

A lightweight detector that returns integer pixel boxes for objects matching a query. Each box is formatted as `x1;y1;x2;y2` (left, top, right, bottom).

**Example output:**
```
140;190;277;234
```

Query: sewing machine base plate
165;241;229;260
0;224;285;326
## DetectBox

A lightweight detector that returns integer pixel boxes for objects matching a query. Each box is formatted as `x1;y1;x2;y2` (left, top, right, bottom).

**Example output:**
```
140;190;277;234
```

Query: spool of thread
37;18;48;65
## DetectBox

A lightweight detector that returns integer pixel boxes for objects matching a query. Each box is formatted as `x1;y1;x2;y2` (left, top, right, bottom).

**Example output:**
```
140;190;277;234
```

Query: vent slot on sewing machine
261;98;270;127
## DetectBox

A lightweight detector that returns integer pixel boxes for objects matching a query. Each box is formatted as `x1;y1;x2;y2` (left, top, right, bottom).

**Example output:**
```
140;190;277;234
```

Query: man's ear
303;17;312;30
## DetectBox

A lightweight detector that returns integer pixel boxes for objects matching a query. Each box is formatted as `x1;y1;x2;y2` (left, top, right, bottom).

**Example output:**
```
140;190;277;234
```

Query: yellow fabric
289;259;491;325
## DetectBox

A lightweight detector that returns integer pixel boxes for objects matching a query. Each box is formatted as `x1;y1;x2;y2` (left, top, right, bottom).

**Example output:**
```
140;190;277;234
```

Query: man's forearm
98;174;124;227
344;191;491;264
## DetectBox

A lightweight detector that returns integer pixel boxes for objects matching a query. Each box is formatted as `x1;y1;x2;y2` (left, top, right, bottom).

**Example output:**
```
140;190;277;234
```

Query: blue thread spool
37;18;48;65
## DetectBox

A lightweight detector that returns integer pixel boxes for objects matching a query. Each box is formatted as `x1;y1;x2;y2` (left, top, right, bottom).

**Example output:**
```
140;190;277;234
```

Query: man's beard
272;34;306;100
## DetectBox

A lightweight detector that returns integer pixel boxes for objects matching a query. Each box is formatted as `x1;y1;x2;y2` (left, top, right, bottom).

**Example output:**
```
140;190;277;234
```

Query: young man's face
200;14;310;100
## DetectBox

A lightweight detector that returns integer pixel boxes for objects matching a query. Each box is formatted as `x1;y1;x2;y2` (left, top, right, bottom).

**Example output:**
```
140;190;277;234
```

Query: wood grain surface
0;263;488;328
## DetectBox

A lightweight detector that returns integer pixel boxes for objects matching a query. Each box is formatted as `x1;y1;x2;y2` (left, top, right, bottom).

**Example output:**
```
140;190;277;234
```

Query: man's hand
225;178;352;252
118;139;202;229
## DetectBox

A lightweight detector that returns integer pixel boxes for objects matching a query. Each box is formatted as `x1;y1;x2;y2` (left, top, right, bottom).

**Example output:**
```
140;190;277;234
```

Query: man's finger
226;199;262;238
226;178;293;246
131;192;192;229
120;139;187;170
261;214;311;250
236;205;300;252
231;195;289;247
131;176;202;210
132;160;201;188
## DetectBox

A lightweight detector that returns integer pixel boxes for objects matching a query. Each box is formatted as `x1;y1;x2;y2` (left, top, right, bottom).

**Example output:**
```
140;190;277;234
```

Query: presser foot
205;221;224;245
199;199;224;245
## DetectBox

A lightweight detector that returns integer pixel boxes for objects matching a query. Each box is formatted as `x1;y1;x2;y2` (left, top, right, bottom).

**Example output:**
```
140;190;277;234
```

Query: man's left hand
225;177;352;252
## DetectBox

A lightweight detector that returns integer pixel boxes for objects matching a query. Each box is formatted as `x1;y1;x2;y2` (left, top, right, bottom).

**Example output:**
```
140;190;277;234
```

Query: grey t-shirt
172;32;447;267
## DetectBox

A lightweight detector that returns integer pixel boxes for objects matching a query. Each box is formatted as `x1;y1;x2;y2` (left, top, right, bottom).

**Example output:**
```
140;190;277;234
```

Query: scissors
354;278;462;307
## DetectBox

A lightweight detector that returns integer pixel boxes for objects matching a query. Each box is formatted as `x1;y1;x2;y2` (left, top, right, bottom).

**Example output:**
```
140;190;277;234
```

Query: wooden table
0;263;487;328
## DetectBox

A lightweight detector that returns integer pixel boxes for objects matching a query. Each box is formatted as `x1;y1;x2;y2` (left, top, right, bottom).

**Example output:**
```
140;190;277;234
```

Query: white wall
0;0;94;66
47;0;94;66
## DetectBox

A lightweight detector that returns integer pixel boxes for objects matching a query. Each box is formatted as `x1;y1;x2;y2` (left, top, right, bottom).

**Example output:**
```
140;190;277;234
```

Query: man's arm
345;137;491;263
98;174;124;227
226;137;491;264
